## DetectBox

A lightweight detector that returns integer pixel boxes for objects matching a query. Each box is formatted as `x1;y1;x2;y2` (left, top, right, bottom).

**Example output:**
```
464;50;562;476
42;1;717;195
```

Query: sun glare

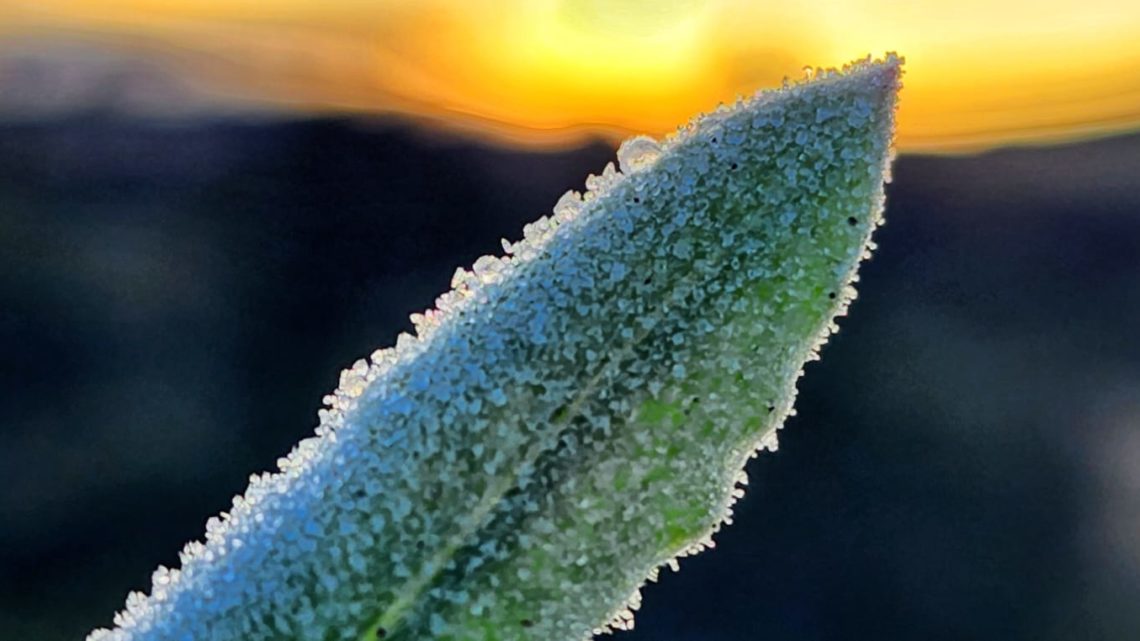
1;0;1138;151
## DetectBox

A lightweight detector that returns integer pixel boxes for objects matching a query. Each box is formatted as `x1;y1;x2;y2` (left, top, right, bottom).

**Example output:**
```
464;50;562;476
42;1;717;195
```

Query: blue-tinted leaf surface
90;55;902;641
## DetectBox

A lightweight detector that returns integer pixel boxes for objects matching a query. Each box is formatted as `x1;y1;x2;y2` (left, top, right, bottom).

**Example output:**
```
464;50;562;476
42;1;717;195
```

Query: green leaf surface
90;54;902;641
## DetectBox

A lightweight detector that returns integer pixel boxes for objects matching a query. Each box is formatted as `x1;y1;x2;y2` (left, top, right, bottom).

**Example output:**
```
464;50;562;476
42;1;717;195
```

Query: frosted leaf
585;162;621;195
616;135;662;174
552;190;583;221
759;429;780;452
88;54;902;641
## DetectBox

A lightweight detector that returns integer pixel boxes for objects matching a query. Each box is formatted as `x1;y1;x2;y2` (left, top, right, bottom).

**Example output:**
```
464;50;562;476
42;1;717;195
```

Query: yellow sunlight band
2;0;1138;152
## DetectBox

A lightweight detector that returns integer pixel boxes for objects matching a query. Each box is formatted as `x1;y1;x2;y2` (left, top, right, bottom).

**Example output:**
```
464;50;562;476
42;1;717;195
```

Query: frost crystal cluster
90;55;902;641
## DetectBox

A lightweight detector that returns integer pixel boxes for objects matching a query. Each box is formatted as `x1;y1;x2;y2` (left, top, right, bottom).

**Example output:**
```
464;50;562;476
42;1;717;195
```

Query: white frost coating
616;135;662;174
88;54;902;641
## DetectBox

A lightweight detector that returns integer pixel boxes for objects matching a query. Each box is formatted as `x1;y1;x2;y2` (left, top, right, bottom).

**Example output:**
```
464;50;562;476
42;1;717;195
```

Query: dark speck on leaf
375;628;387;638
520;619;534;628
847;216;858;226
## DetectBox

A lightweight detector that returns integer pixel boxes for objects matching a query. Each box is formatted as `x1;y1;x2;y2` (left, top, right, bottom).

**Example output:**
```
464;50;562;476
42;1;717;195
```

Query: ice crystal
616;135;662;174
89;54;902;641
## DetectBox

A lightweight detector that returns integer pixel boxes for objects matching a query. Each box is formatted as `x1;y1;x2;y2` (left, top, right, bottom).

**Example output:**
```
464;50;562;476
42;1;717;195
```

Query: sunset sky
2;0;1139;152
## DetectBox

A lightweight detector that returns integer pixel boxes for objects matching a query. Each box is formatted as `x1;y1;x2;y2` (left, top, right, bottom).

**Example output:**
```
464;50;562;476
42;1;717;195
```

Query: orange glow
2;0;1138;152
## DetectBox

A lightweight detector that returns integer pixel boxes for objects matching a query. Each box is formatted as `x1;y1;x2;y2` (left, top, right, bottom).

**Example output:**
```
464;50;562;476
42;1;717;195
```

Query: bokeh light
2;0;1139;150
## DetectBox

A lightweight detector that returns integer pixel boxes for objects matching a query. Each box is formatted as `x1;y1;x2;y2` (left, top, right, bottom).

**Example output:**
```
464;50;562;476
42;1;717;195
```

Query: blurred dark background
1;117;1138;640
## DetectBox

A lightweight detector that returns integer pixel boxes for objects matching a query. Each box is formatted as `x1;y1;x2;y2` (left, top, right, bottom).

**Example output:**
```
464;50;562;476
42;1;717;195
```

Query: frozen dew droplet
616;135;662;174
553;190;583;221
759;430;780;452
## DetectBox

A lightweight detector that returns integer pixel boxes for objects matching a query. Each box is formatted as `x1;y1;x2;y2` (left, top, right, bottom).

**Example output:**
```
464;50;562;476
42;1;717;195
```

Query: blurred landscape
1;115;1139;640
